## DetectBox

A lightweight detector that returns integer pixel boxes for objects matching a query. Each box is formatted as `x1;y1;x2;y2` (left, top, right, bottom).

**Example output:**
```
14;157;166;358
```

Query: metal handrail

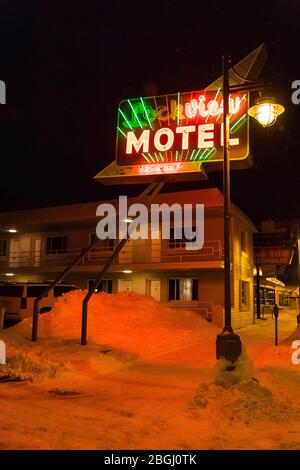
2;239;224;268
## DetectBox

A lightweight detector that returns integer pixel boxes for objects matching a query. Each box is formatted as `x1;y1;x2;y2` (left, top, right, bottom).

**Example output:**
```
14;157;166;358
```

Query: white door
33;239;41;267
9;239;22;267
118;279;132;292
150;280;161;302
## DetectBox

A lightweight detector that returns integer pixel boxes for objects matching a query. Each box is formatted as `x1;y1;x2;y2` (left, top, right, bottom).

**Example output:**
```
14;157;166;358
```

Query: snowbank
0;290;219;381
39;290;218;357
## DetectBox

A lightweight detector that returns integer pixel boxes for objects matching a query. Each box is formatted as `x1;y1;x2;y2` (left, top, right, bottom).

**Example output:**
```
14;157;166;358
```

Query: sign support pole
81;182;164;345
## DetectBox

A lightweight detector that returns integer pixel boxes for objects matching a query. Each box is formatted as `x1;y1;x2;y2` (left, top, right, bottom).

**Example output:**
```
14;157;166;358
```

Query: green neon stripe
190;149;195;161
154;152;162;162
196;149;209;160
128;99;143;129
119;108;133;130
141;153;150;163
117;126;126;137
159;152;164;162
140;97;153;129
147;153;156;163
230;113;247;133
205;88;221;123
204;147;216;160
193;148;201;160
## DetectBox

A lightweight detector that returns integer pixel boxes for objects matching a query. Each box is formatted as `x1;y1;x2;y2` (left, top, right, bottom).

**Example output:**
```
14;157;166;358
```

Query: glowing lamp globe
248;97;285;127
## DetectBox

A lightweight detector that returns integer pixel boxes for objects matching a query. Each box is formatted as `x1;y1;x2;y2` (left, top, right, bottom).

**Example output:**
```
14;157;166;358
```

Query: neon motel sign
116;89;249;176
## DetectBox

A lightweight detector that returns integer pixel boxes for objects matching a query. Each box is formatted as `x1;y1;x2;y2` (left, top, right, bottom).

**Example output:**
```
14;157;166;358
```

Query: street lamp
216;56;285;364
248;96;285;127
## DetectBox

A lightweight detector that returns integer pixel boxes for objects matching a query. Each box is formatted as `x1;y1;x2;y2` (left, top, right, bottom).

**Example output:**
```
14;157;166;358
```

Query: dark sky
0;0;299;223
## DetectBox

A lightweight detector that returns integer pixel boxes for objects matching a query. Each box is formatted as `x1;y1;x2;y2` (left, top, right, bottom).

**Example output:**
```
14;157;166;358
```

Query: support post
297;223;300;326
274;304;279;345
216;55;241;363
256;263;261;319
32;236;106;341
80;181;164;345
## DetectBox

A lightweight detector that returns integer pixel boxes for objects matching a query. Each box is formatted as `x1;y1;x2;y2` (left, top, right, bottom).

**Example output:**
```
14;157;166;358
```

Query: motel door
118;279;132;292
9;239;22;267
33;238;42;267
150;280;161;302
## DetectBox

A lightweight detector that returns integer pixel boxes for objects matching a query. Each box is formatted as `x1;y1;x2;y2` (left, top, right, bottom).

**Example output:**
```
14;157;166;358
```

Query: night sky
0;0;299;223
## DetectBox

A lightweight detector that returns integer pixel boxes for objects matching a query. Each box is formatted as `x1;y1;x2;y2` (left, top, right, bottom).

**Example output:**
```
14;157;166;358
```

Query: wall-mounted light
248;96;285;127
123;270;132;274
5;273;14;277
253;266;263;277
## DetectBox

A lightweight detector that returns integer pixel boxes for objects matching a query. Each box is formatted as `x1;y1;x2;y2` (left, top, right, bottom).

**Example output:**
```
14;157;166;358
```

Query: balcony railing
161;239;224;263
0;239;224;269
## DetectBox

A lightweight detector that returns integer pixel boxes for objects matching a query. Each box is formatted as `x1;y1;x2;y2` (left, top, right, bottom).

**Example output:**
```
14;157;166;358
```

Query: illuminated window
240;230;247;253
168;278;198;301
46;236;67;255
0;240;7;257
265;288;275;305
87;279;113;293
240;280;250;309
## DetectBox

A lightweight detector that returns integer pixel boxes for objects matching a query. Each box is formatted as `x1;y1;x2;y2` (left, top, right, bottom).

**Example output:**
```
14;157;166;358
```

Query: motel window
254;287;265;306
240;280;250;310
168;278;198;301
27;286;49;298
54;285;78;297
0;285;24;297
240;230;247;253
0;240;7;257
168;226;197;249
89;233;114;251
265;288;275;305
46;236;67;255
87;278;113;293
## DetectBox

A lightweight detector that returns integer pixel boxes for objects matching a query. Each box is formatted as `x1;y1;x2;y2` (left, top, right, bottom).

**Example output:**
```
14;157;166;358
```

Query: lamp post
297;222;300;326
216;55;285;364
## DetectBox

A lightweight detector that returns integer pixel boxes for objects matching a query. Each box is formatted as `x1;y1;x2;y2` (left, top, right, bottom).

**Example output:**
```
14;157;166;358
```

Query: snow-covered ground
0;291;299;450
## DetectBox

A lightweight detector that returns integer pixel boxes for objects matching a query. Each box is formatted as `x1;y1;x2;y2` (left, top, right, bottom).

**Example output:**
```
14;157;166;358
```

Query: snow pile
0;290;220;381
215;346;253;386
191;379;298;424
39;290;218;359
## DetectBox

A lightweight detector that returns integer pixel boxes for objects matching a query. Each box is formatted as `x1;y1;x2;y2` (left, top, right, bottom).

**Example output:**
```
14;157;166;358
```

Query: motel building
0;188;260;330
253;219;299;315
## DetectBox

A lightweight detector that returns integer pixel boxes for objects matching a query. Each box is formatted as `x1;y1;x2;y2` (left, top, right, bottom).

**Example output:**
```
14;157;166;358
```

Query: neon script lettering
185;95;241;119
122;95;241;129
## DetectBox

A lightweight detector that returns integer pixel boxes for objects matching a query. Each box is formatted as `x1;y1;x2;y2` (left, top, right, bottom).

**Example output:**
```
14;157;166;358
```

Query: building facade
0;189;256;329
254;219;299;314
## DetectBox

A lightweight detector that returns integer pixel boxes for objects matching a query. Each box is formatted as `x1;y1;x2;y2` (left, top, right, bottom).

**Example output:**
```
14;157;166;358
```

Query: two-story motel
0;188;256;329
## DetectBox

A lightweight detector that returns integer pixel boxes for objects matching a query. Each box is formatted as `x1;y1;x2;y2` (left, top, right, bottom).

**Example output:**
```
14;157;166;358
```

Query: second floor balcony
0;239;224;271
